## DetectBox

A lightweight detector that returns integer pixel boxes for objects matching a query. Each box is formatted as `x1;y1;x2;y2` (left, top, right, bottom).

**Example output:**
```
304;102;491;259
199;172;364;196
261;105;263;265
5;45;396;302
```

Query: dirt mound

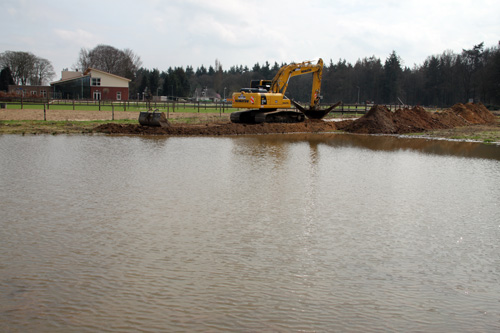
451;103;496;124
95;119;338;136
432;109;468;128
342;105;396;134
344;103;496;134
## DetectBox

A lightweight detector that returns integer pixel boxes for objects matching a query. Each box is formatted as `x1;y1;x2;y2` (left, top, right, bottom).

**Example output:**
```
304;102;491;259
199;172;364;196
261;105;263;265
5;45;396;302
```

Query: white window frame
116;91;122;100
93;90;101;100
91;78;101;86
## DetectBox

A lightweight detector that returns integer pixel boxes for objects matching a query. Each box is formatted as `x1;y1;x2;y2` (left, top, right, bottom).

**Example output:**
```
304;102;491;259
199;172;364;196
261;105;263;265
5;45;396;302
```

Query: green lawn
3;102;232;113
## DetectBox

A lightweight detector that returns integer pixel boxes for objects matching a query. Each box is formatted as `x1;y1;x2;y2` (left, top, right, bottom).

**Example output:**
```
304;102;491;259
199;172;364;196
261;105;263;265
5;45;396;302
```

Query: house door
93;90;101;100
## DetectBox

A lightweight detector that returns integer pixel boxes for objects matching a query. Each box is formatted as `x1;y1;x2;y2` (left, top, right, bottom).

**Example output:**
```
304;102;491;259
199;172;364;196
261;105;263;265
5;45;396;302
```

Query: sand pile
341;103;495;134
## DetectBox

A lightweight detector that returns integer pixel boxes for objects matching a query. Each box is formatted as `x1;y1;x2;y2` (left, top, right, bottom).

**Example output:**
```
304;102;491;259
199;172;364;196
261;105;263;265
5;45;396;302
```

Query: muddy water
1;134;499;332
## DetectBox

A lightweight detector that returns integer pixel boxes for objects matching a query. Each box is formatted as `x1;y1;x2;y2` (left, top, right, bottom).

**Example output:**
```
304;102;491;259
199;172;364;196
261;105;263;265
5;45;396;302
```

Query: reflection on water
1;133;499;332
238;133;500;160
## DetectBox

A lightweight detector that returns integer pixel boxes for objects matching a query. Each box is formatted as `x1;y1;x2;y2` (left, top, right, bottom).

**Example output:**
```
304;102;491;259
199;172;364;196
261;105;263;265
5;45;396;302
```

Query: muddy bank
95;102;496;137
96;119;338;136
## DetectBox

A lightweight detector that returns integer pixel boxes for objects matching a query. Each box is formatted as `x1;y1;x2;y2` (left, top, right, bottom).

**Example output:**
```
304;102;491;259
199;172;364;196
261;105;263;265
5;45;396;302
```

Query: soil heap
340;103;495;134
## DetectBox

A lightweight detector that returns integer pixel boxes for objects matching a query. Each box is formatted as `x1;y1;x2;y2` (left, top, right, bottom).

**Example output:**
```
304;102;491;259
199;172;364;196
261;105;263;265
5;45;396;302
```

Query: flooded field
1;133;499;332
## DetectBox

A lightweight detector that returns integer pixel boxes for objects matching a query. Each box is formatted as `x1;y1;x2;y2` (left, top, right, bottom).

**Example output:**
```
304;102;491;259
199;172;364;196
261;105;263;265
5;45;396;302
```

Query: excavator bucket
138;111;170;127
291;100;342;120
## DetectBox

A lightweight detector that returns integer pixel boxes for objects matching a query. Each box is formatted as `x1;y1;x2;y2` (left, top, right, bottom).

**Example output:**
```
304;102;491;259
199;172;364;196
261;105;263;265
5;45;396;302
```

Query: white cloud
7;7;17;15
2;0;499;73
54;29;102;48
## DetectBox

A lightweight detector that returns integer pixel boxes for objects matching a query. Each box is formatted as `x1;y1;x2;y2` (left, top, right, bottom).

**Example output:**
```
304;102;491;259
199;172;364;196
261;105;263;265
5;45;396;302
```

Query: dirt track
0;109;229;122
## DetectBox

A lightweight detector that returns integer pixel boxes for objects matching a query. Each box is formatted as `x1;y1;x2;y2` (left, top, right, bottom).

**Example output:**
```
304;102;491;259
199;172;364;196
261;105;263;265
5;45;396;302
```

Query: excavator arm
270;58;323;109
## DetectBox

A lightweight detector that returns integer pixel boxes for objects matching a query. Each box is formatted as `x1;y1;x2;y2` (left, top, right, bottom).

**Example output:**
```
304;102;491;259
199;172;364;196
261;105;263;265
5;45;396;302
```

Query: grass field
2;101;231;113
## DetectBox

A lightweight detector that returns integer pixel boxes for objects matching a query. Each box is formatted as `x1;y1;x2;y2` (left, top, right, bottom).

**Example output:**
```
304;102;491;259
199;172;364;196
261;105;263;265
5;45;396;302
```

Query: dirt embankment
95;102;497;136
336;102;496;134
96;119;338;136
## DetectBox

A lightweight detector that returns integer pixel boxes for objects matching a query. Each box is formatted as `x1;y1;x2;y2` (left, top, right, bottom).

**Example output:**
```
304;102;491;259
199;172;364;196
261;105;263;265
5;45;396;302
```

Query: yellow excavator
231;58;340;123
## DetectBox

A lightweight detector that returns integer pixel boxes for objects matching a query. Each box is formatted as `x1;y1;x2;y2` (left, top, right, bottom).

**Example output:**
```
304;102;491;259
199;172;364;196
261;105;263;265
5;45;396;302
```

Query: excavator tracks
230;109;305;124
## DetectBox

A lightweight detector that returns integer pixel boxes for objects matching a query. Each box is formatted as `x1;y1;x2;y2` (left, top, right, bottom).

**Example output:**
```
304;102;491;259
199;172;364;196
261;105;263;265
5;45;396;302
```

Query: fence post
112;103;114;120
43;104;46;121
198;101;200;113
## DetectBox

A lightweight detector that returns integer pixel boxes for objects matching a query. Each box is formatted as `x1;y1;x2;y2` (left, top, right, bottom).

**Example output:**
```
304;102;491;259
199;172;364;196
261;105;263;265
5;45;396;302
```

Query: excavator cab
251;80;272;91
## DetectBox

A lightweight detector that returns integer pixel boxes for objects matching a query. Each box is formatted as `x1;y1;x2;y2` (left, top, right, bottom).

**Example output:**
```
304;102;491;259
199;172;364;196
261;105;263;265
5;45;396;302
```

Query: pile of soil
95;119;338;136
340;103;495;134
450;103;496;124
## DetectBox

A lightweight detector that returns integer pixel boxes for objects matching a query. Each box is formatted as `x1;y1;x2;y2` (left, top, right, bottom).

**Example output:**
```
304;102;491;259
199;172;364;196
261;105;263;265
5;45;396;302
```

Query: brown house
50;68;131;100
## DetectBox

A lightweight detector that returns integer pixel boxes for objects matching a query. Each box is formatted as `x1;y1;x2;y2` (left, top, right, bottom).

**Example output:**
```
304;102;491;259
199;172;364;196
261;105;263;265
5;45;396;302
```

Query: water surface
1;134;499;332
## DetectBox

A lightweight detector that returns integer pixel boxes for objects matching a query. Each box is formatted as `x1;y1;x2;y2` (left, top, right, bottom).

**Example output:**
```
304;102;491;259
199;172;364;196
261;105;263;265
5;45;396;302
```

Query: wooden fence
0;97;232;113
0;97;409;116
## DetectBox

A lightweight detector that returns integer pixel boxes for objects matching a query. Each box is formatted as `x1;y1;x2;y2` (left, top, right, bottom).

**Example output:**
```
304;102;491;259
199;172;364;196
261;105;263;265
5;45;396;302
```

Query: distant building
193;87;221;102
8;85;52;98
50;68;130;100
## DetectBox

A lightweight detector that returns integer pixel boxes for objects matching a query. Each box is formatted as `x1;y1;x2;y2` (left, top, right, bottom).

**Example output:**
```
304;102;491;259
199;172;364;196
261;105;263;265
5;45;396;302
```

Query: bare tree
30;57;55;85
0;51;55;85
76;48;91;72
0;51;36;85
122;48;142;79
75;44;142;80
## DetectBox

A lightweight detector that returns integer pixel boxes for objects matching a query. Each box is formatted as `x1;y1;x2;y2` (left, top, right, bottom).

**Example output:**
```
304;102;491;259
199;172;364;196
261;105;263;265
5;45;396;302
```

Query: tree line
131;42;500;107
1;42;499;107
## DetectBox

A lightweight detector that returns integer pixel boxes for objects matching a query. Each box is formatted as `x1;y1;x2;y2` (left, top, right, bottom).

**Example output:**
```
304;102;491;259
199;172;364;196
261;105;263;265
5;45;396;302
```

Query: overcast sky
2;0;499;78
